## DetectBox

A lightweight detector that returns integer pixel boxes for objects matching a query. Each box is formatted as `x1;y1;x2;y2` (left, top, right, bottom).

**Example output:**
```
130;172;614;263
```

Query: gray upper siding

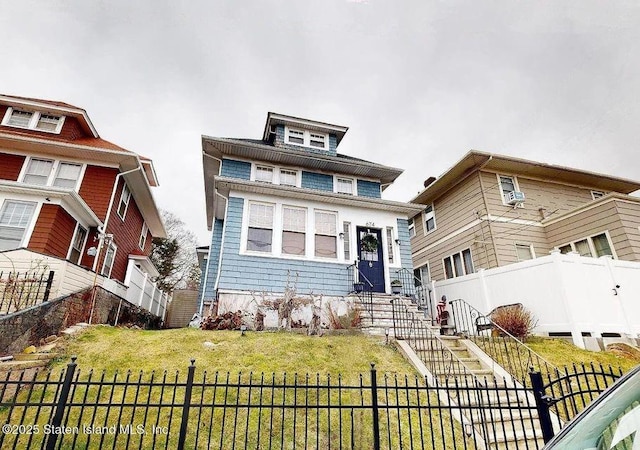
357;180;382;199
274;124;338;156
301;171;333;192
217;197;351;295
221;159;251;180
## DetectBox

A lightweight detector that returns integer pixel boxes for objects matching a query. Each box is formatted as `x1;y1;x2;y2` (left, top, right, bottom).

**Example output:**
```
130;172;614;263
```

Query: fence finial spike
370;362;375;370
71;355;77;364
190;358;196;366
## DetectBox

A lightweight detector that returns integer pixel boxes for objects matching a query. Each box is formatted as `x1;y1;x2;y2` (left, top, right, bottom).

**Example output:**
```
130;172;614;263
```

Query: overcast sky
2;1;639;245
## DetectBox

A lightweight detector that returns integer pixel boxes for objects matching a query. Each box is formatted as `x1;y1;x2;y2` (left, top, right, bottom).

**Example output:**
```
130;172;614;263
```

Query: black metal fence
0;357;623;449
392;268;433;321
346;262;374;322
0;270;54;315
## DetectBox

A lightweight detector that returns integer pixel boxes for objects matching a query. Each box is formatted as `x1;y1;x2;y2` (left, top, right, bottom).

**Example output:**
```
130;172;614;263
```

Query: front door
357;227;385;293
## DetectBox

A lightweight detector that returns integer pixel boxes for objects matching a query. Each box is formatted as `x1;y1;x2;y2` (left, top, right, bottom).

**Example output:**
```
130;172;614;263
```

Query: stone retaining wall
0;286;162;355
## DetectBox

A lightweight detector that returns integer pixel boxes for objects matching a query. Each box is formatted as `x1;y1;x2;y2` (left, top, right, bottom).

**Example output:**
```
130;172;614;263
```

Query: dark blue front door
357;227;385;293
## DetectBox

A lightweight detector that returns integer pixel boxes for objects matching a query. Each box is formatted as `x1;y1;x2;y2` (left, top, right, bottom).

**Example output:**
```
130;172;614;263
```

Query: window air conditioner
507;191;526;205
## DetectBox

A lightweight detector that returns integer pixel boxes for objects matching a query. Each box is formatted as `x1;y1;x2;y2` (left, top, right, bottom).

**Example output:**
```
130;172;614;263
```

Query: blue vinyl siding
275;125;337;156
216;197;350;295
201;218;224;306
301;171;333;192
221;159;251;180
357;180;381;198
396;217;416;296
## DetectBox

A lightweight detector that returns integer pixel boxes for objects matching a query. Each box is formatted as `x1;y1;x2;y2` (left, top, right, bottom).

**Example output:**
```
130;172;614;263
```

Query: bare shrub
326;302;362;330
491;304;537;339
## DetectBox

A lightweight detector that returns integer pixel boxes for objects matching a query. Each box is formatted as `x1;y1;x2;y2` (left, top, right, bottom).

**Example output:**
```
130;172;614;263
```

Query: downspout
200;151;228;315
92;166;143;272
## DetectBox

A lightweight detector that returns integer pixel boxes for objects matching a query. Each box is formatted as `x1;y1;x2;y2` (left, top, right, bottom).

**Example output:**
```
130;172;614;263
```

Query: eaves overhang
209;176;423;226
122;169;166;238
411;150;640;205
0;181;102;227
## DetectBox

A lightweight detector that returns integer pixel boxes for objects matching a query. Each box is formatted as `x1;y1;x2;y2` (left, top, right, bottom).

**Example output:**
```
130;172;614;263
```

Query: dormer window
285;127;329;150
1;107;65;134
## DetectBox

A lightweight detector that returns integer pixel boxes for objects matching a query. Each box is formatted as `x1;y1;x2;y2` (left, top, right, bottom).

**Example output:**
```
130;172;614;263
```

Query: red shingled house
0;94;165;297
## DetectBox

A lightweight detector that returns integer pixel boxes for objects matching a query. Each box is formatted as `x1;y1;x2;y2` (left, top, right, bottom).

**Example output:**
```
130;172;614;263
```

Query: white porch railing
430;250;640;348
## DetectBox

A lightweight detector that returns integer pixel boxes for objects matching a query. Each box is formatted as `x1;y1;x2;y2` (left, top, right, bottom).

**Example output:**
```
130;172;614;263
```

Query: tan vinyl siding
424;230;479;281
545;201;620;247
613;200;640;260
490;222;551;265
480;171;595;221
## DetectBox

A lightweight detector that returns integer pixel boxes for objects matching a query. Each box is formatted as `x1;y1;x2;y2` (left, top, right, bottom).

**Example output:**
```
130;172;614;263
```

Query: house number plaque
365;222;375;227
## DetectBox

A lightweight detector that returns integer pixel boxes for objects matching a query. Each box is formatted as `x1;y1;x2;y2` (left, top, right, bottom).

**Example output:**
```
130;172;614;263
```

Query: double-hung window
336;178;354;195
559;233;614;258
53;163;82;189
7;109;33;128
515;244;534;261
36;114;62;132
2;108;64;133
285;127;329;150
423;204;436;233
408;217;416;237
256;166;274;183
117;184;131;219
286;129;305;145
499;176;517;203
443;249;474;279
0;201;36;251
139;223;148;250
282;207;306;255
247;203;274;253
101;243;117;277
69;225;88;264
314;211;337;258
23;159;54;185
309;133;326;148
22;158;82;189
279;169;298;187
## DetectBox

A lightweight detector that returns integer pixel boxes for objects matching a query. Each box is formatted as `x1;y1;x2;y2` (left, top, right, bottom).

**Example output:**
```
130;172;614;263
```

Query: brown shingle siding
0;152;25;181
28;204;75;258
78;165;118;221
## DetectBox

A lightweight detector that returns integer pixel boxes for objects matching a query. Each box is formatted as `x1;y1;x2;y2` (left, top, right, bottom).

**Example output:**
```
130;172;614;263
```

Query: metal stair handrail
448;298;558;386
391;298;487;386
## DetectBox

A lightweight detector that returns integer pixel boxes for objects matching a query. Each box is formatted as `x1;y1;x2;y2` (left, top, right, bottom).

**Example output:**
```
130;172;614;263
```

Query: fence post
370;363;381;450
46;356;78;450
43;270;54;302
529;369;555;443
177;359;196;450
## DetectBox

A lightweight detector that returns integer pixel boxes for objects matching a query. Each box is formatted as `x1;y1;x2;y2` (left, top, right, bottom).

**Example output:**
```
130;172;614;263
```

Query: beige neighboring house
408;151;640;348
410;150;640;282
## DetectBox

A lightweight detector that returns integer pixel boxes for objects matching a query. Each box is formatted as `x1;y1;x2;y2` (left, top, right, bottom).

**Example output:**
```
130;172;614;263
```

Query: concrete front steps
351;294;428;336
375;298;544;450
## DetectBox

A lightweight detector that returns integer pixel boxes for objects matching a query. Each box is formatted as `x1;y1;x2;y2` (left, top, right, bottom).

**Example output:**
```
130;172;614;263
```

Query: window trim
67;223;88;264
386;227;395;264
408;217;416;238
0;200;38;251
139;223;148;250
245;201;275;254
117;183;131;220
497;174;522;206
281;205;307;256
557;231;617;259
334;176;356;196
515;243;535;262
254;165;275;184
1;107;65;134
414;262;431;286
278;168;299;187
422;204;436;235
314;209;338;259
101;242;117;278
443;248;474;279
284;126;329;150
19;157;85;191
250;163;301;187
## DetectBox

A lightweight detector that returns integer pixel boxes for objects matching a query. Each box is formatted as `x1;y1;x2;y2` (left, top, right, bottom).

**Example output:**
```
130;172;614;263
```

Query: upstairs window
336;178;354;195
285;127;329;150
256;165;274;183
498;175;517;203
117;184;131;220
408;217;416;237
423;204;436;233
558;233;614;258
24;158;54;185
2;107;64;134
279;169;298;187
53;163;82;189
139;223;148;250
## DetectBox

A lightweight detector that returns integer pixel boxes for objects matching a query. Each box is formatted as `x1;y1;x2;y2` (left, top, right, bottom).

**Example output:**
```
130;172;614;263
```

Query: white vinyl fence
430;250;640;348
123;260;170;320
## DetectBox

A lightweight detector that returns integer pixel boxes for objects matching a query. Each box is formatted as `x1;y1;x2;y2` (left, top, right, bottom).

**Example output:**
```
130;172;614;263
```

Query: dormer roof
262;112;349;146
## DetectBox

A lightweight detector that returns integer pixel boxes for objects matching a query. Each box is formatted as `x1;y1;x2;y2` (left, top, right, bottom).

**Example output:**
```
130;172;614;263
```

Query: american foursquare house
199;113;422;316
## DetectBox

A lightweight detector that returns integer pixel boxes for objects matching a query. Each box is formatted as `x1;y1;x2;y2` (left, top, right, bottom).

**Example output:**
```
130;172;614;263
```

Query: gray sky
2;1;639;245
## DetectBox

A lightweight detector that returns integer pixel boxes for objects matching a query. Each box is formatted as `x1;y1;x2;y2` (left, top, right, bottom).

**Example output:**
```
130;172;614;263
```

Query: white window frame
0;200;38;251
557;231;617;259
281;206;307;256
101;242;117;278
279;168;299;187
117;183;131;220
251;163;301;187
334;176;356;196
414;263;431;286
1;107;65;134
343;221;352;262
408;217;416;238
497;174;522;206
67;223;88;264
284;126;329;150
386;227;395;264
245;201;275;254
19;157;85;191
422;204;436;235
591;190;605;200
443;248;474;279
139;223;148;250
515;243;535;261
314;209;338;259
255;165;275;184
